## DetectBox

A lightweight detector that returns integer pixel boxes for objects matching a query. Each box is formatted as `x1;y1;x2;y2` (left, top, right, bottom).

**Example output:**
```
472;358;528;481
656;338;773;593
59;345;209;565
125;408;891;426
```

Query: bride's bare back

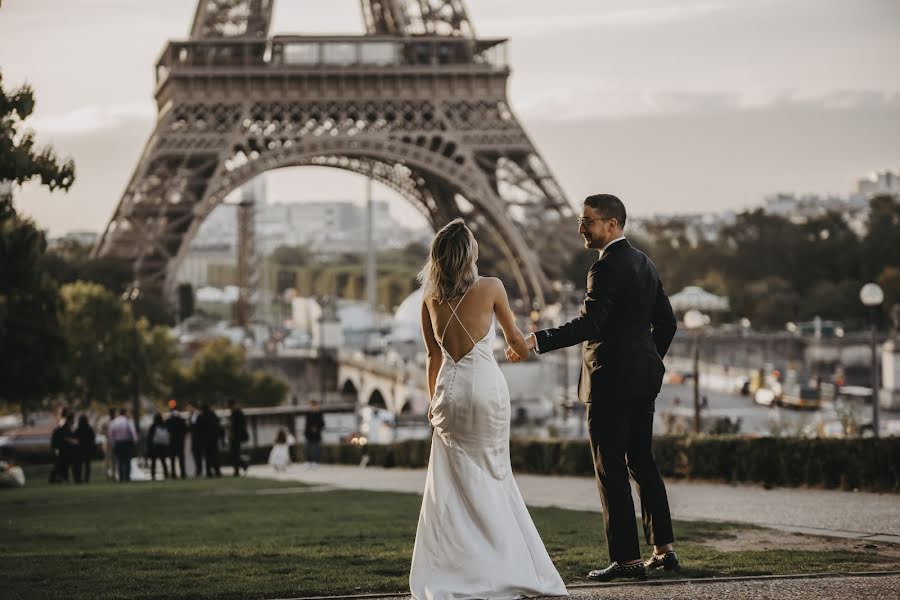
422;277;528;364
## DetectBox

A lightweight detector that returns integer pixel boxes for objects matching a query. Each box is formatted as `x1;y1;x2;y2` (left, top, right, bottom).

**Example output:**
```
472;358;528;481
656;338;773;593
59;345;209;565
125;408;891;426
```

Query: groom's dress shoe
644;551;680;573
586;561;647;582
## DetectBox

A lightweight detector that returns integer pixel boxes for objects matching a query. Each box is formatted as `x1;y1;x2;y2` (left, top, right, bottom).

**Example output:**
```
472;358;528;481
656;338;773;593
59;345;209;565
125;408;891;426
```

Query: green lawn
0;466;888;600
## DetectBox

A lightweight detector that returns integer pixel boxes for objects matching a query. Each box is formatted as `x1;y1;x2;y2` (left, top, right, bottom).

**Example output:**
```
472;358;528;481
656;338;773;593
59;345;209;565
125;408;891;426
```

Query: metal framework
95;0;574;306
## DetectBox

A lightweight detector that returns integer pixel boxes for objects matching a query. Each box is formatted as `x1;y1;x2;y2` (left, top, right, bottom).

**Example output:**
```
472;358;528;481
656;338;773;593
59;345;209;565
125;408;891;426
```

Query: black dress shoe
644;550;680;573
586;561;647;582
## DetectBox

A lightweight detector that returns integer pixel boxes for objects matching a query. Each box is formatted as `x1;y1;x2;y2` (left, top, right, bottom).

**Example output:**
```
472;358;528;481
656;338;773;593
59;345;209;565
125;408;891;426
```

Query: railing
156;35;508;86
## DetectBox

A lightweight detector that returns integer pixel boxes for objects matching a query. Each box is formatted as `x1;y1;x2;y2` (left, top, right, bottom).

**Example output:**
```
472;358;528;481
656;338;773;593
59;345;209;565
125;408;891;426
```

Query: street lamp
121;285;142;436
683;309;706;434
860;283;884;437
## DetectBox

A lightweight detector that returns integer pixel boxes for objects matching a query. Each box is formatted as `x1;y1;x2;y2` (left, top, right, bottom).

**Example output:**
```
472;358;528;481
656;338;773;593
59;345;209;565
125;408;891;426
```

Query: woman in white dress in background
409;219;567;600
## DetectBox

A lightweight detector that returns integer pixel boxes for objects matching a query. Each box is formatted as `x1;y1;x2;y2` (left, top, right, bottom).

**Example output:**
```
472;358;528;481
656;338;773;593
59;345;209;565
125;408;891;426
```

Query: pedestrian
268;427;294;472
73;415;97;483
166;407;188;479
228;400;249;477
100;408;117;480
304;400;325;468
108;408;138;482
198;404;223;477
49;413;78;483
147;413;171;480
188;403;204;477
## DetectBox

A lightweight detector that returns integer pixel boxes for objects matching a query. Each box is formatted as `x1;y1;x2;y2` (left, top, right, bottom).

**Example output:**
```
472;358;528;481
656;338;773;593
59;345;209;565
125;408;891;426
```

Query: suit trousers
587;399;674;562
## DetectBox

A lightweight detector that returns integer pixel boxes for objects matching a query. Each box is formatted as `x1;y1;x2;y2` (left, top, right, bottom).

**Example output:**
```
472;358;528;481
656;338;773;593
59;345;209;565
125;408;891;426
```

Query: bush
299;436;899;492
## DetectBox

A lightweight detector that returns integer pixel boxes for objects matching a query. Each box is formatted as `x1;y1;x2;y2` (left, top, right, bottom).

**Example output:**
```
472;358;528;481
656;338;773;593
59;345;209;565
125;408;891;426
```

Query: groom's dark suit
535;238;677;562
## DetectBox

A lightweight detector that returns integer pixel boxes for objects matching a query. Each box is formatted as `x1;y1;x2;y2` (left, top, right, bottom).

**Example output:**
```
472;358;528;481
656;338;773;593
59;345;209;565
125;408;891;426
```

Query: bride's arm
491;278;529;359
420;300;443;414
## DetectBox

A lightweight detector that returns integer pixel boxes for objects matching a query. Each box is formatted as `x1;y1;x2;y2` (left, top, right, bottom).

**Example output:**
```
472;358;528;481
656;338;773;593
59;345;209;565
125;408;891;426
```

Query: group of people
49;412;97;483
51;402;252;483
49;400;327;483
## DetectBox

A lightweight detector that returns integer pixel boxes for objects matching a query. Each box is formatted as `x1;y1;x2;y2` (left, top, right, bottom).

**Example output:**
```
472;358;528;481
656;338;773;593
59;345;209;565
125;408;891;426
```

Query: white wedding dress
410;286;568;600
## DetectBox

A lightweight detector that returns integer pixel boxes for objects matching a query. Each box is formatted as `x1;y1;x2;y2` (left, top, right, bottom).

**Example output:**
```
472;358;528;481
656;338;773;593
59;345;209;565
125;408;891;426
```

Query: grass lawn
1;465;890;600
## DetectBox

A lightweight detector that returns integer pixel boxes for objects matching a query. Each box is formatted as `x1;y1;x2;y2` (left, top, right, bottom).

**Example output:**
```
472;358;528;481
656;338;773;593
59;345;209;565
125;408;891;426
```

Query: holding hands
505;334;535;363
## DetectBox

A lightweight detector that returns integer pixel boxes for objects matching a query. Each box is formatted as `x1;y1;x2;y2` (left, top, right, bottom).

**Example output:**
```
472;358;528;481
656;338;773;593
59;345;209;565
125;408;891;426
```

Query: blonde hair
417;218;479;303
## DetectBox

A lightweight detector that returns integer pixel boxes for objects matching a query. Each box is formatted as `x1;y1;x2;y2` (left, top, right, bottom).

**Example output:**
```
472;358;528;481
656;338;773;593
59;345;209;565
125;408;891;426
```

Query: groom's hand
525;334;536;352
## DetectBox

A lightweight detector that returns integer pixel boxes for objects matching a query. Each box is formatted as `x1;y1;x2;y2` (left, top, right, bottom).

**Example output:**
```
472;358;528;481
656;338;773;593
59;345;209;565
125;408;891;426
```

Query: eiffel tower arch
94;0;575;308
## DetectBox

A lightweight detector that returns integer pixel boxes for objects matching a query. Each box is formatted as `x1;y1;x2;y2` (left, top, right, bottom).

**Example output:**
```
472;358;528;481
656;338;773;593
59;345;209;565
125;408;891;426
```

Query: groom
509;194;679;581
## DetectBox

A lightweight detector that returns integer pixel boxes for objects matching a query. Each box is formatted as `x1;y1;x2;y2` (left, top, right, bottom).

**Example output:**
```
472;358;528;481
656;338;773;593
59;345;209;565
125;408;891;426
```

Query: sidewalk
274;573;900;600
249;464;900;543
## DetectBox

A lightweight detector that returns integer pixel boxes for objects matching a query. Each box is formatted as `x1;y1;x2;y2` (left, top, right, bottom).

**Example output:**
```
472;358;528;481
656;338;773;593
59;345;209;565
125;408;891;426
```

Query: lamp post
683;309;706;434
860;283;884;438
121;285;142;435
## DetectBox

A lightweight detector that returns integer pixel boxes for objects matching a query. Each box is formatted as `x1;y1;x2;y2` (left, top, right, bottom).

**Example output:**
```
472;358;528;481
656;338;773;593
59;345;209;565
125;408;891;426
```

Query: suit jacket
535;239;677;405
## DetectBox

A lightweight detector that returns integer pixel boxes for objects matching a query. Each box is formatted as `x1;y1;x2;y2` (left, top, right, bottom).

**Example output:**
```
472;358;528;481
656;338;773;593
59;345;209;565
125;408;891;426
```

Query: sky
2;0;900;236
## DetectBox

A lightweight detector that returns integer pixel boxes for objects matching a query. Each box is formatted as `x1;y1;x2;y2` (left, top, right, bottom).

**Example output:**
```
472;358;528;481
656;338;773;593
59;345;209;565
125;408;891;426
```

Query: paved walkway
250;464;900;543
276;573;900;600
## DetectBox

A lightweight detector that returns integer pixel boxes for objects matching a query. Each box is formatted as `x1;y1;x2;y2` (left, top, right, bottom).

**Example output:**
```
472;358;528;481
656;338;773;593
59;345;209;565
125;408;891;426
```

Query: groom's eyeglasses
577;216;614;227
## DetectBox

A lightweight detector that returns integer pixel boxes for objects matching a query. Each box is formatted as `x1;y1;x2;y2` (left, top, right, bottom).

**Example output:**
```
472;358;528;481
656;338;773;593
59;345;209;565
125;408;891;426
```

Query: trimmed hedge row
10;436;898;492
302;436;900;492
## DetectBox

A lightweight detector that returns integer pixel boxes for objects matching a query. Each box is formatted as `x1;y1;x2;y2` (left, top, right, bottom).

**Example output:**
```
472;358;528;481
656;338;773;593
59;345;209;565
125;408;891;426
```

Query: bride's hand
505;346;522;362
427;404;433;423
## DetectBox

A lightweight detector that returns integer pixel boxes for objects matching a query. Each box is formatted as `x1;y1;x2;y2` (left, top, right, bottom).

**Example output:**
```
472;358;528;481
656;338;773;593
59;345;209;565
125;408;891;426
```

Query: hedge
8;436;898;492
302;436;900;492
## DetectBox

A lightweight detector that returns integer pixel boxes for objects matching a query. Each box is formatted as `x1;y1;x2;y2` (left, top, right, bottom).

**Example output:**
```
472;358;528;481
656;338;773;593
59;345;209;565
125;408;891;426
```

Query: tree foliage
633;197;900;329
58;282;177;409
0;72;74;416
0;72;74;190
172;338;288;408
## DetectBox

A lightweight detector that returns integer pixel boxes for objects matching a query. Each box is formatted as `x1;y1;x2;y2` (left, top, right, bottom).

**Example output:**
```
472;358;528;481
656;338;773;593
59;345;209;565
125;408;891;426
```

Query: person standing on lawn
228;400;249;476
303;401;325;468
108;408;138;482
147;413;171;480
166;407;188;479
511;194;680;581
73;414;96;483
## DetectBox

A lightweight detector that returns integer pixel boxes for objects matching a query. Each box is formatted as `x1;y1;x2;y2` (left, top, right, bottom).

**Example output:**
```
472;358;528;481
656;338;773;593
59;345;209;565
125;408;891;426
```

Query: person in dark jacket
188;403;204;477
146;413;170;480
166;408;188;479
73;415;96;483
303;401;325;467
228;400;249;477
197;404;223;477
49;413;78;483
516;194;679;582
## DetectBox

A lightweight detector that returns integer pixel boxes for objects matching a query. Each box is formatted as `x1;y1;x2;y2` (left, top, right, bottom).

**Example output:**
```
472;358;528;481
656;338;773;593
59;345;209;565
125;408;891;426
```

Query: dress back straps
439;277;481;346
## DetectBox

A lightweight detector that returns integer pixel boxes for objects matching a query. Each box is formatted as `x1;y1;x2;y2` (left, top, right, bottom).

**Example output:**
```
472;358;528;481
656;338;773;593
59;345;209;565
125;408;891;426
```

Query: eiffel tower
94;0;575;308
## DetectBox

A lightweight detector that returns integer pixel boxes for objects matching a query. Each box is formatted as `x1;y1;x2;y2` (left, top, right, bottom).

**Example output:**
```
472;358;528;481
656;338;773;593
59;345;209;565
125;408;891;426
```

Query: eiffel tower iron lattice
94;0;576;307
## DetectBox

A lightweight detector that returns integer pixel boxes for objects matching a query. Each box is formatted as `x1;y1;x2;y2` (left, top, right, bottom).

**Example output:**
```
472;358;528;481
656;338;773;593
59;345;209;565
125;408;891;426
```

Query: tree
58;282;178;409
863;195;900;280
173;337;288;408
0;72;75;418
0;72;74;190
59;282;136;408
0;207;67;418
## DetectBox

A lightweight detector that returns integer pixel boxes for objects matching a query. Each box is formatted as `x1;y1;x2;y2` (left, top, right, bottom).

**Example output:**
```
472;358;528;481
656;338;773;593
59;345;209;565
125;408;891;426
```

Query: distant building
48;230;99;249
854;169;900;200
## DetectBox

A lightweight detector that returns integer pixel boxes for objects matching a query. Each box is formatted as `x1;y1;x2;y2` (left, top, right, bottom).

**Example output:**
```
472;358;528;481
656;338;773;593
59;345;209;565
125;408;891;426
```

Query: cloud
27;103;155;135
515;89;900;121
480;2;726;37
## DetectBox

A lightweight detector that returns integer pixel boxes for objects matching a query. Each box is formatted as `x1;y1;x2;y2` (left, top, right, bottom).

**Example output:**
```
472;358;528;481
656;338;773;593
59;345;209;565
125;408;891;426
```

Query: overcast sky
3;0;899;236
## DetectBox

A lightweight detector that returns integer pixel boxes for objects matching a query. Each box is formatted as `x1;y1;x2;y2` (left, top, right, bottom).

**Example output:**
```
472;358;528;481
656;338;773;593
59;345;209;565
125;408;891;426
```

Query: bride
409;219;568;599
